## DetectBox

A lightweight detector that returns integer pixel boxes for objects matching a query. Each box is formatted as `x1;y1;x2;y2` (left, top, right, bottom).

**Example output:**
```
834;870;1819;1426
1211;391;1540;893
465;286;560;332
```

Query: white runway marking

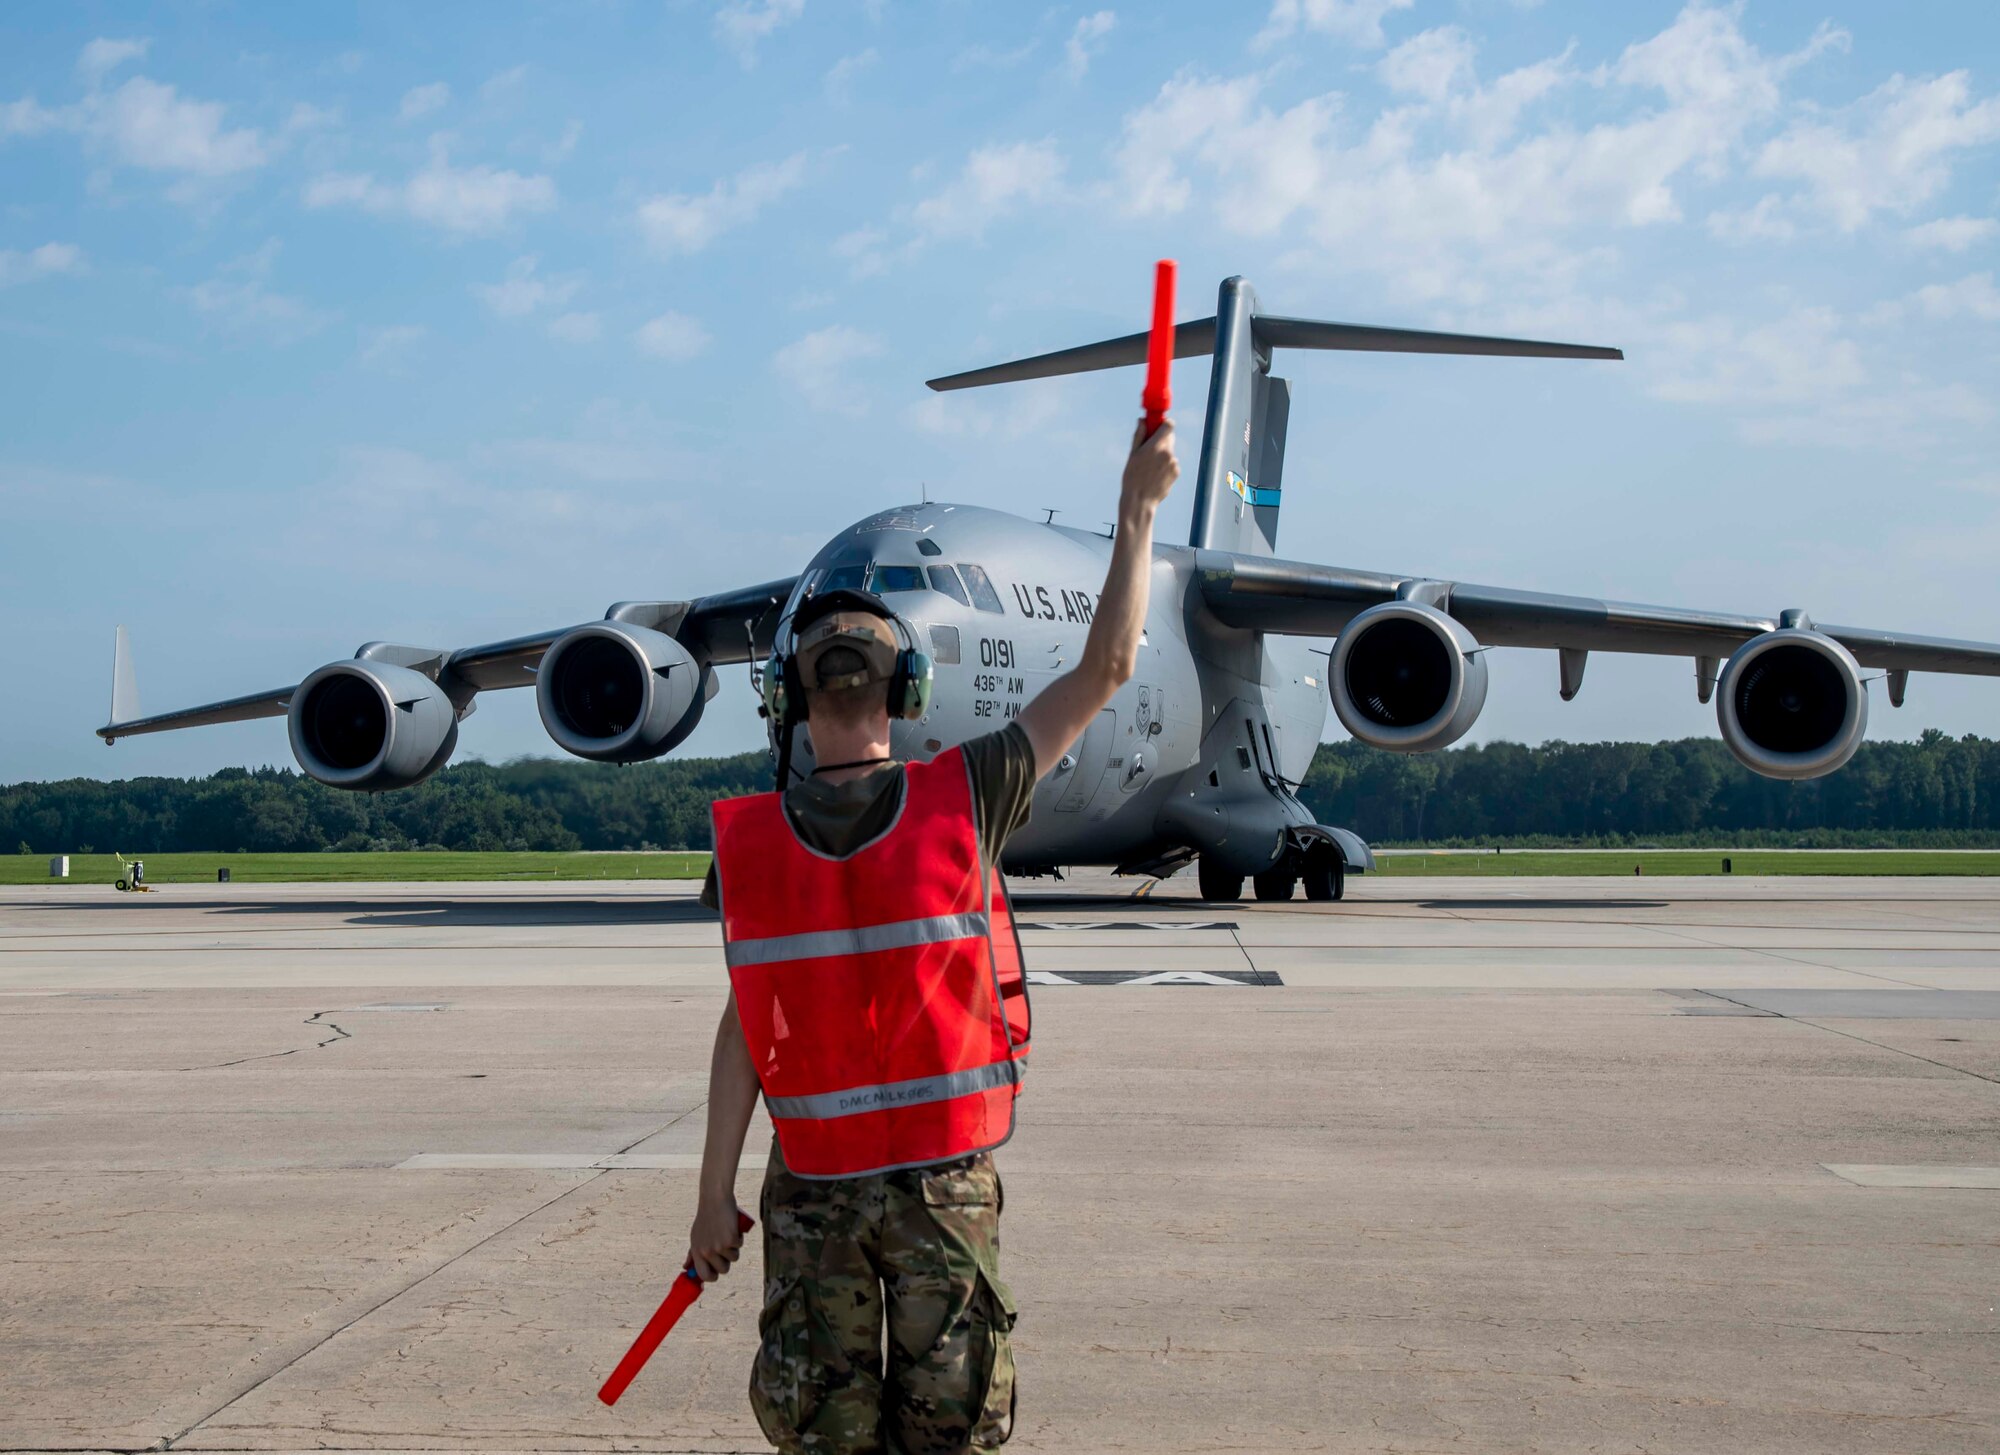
1822;1164;2000;1189
396;1153;764;1171
1027;969;1277;986
1016;920;1238;932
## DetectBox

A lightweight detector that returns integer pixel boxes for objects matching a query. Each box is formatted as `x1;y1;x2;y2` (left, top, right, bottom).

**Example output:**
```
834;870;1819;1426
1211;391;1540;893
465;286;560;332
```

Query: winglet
106;626;139;740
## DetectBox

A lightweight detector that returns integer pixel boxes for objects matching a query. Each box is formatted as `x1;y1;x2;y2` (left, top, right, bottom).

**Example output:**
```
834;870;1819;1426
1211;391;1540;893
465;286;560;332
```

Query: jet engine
1716;628;1868;780
1329;601;1488;753
288;661;459;791
536;622;705;763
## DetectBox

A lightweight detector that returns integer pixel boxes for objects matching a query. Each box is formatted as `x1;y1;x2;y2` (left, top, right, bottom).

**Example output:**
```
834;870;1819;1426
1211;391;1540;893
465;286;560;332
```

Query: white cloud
1063;12;1116;83
472;254;581;316
3;43;274;193
1109;6;1844;303
774;325;883;414
284;101;340;135
305;139;555;235
545;118;584;163
1378;27;1475;103
93;74;269;176
953;40;1037;73
1755;70;2000;231
1256;0;1414;51
911;139;1065;238
548;311;601;344
1911;273;2000;322
1707;193;1796;243
825;48;877;104
634;311;712;361
78;37;148;82
636;152;807;255
398;81;450;121
1649;306;1864;407
180;243;331;343
907;378;1067;440
481;65;529;99
0;242;85;286
714;0;805;68
359;323;426;369
1904;216;1997;252
2;97;67;137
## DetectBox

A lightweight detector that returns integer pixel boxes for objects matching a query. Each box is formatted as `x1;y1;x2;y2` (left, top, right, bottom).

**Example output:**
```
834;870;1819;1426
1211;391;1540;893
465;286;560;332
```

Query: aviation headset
761;586;934;729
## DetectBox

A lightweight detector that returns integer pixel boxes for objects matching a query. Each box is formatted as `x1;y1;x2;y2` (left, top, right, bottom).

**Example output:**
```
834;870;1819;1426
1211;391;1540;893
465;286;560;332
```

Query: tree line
9;730;2000;855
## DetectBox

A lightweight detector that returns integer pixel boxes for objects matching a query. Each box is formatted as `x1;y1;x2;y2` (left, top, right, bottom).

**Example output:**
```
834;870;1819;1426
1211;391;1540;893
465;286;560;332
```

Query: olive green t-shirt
699;723;1037;909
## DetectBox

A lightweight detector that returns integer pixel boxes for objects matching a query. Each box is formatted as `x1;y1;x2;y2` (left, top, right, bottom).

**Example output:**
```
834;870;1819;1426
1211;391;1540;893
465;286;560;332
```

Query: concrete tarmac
3;872;1997;1453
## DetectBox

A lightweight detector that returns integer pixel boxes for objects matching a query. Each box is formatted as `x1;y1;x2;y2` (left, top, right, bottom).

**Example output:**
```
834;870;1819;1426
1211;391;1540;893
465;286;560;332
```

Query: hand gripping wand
598;1209;756;1406
1142;258;1176;437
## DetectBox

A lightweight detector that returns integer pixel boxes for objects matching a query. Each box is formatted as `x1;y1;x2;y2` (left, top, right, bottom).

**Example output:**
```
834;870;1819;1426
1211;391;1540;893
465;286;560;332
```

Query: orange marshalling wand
1141;258;1177;436
598;1209;755;1406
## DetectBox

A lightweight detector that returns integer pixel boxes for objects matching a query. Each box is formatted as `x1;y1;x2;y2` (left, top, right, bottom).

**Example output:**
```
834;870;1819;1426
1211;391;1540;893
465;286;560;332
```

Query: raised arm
1018;419;1180;779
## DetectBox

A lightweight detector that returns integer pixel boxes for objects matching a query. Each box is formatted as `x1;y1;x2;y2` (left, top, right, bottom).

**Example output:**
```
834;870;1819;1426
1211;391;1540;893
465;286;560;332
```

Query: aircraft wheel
1252;868;1296;901
115;879;128;892
1197;857;1243;902
1302;852;1345;902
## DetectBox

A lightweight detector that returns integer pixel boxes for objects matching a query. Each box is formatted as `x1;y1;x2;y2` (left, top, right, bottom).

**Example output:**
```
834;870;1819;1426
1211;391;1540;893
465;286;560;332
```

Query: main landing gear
1200;844;1345;903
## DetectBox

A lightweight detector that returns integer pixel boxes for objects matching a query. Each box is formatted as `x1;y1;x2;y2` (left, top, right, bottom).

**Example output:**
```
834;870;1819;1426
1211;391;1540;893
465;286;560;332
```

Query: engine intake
1717;628;1867;780
288;661;458;791
537;622;706;763
1330;601;1488;753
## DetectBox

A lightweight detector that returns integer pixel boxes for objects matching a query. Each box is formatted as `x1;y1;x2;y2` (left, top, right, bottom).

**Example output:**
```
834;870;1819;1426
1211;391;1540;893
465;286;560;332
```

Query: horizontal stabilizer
928;320;1218;392
926;312;1618;391
1254;317;1621;361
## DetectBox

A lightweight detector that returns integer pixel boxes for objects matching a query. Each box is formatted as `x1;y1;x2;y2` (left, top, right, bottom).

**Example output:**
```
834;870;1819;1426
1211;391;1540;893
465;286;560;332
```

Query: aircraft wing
98;577;796;742
1197;551;2000;678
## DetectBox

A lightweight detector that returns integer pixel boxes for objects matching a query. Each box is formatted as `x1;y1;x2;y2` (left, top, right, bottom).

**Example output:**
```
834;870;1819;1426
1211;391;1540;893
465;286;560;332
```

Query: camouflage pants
750;1139;1018;1454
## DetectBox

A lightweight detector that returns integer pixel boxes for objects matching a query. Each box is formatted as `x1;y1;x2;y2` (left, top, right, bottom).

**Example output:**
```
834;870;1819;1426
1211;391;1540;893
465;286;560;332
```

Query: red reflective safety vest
710;748;1032;1179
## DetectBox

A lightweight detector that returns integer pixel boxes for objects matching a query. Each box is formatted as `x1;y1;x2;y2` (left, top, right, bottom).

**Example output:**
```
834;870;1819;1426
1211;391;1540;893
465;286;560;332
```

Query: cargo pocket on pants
749;1273;830;1447
970;1265;1019;1449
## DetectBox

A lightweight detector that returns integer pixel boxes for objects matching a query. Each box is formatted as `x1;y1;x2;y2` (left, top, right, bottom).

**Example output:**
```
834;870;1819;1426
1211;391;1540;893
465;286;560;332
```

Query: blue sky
3;0;1998;782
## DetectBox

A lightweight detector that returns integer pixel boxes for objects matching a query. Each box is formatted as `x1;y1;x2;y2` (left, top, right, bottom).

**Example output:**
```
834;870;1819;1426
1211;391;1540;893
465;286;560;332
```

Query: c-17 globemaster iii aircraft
99;276;2000;902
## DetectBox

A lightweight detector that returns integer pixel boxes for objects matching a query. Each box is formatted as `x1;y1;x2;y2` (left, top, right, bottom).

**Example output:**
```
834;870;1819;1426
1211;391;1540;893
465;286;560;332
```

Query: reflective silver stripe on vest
764;1056;1027;1121
724;910;990;969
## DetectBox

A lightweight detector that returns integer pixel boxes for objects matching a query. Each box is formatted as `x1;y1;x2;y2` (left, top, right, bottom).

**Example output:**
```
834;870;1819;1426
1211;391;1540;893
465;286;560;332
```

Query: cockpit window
958;563;1005;615
927;565;970;607
916;538;943;557
872;564;926;593
821;564;867;592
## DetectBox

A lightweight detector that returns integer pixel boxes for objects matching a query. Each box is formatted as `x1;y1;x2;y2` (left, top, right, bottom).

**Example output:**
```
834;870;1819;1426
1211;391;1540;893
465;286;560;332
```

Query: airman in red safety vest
690;417;1180;1454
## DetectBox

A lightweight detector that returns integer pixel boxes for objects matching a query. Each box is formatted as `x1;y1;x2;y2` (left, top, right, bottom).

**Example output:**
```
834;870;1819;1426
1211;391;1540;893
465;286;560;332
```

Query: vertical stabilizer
923;278;1619;560
1189;277;1284;556
110;626;138;727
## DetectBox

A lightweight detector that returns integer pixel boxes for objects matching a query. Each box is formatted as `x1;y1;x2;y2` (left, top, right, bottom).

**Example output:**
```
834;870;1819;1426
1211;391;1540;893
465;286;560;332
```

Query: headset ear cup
903;651;933;720
761;653;785;723
783;657;806;725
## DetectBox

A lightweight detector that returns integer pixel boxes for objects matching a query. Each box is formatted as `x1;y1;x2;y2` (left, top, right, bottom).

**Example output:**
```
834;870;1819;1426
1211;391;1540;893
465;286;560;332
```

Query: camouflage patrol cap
792;589;900;691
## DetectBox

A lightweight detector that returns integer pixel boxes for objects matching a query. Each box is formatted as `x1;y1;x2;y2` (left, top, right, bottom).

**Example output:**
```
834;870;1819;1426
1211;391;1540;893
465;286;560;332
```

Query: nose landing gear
1197;856;1244;903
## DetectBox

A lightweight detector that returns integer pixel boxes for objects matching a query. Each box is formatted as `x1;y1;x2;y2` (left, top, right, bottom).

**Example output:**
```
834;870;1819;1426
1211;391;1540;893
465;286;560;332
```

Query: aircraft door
1122;683;1163;793
1053;709;1115;813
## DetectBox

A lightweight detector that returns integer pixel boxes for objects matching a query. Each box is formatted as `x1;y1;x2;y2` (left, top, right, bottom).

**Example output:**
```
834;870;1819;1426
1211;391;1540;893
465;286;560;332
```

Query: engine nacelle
1716;628;1867;780
288;661;459;791
1330;601;1488;753
536;622;705;763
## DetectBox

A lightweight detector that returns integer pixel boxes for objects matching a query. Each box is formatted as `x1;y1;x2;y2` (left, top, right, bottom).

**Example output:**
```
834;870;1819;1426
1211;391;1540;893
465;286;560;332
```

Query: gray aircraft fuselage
784;502;1326;872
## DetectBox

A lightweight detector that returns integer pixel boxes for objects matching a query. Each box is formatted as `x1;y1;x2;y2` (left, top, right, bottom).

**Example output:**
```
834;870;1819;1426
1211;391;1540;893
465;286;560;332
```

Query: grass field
3;851;709;886
11;848;2000;886
1372;850;2000;876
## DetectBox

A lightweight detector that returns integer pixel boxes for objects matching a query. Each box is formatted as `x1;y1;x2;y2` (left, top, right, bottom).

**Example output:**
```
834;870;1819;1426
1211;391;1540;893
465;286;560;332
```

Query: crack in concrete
151;1099;718;1450
178;1009;353;1072
1697;993;2000;1087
